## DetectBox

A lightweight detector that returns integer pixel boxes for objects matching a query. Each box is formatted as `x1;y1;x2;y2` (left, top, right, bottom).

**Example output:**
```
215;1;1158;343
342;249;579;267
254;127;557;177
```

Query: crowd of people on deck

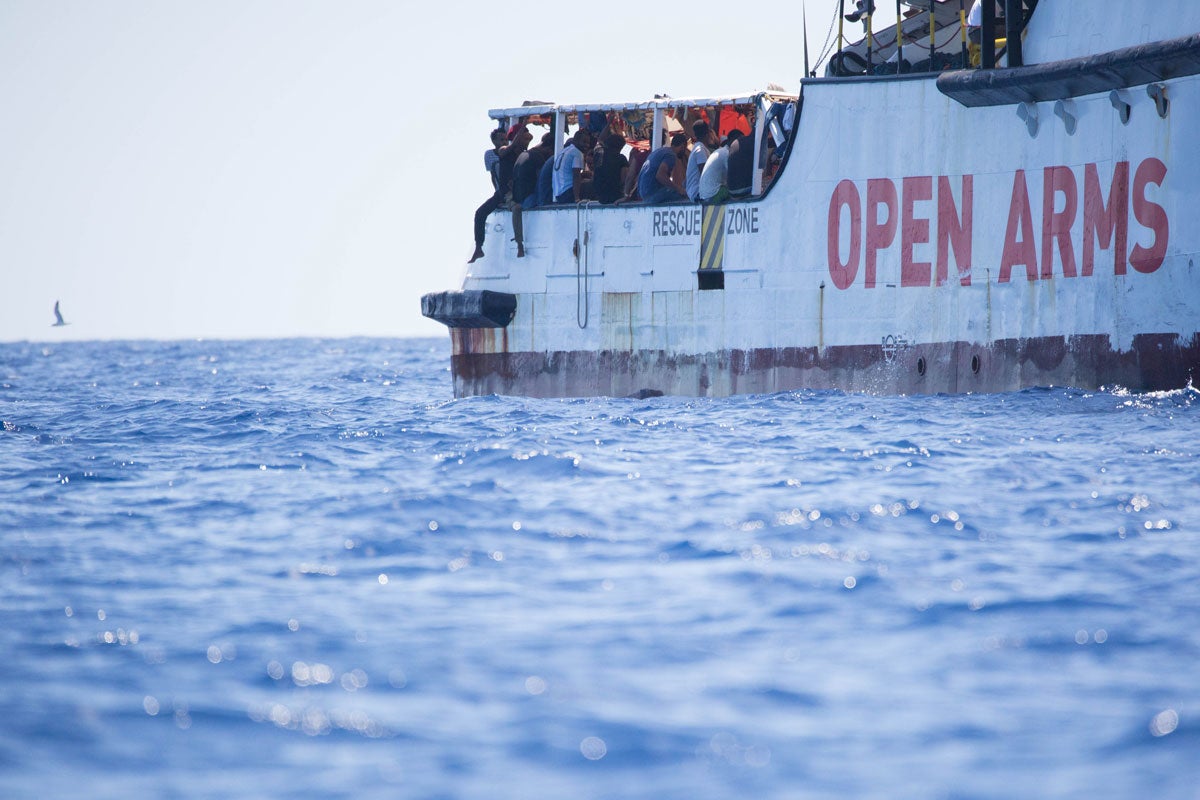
470;103;791;262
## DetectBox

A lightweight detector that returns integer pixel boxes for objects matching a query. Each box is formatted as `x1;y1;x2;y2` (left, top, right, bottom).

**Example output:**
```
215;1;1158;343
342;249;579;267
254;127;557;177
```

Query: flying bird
52;300;69;327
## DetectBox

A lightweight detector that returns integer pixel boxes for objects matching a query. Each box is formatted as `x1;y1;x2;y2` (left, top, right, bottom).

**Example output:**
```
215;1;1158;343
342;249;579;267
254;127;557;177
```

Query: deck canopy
486;91;798;122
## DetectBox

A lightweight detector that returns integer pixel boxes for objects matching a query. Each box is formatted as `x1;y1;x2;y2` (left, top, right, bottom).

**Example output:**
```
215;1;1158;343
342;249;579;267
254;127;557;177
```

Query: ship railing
822;0;1036;77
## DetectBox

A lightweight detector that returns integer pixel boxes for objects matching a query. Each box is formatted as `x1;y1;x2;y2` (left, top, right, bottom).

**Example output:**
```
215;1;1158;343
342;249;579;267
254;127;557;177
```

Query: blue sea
1;337;1198;799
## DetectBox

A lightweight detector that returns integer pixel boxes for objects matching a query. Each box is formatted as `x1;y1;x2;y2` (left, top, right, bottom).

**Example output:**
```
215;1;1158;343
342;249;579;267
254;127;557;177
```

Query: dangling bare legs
471;191;503;263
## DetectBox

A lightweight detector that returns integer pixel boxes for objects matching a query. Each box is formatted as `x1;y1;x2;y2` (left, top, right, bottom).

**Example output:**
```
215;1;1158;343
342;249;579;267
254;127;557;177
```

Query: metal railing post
1005;0;1023;66
981;0;996;68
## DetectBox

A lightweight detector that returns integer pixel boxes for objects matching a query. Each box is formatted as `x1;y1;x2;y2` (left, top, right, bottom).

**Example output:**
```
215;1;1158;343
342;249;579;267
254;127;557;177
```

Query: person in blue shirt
637;133;689;204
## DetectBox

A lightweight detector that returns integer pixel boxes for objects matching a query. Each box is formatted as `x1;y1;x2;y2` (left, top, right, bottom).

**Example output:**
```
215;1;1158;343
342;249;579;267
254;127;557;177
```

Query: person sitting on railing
470;125;531;263
637;133;690;204
483;127;506;193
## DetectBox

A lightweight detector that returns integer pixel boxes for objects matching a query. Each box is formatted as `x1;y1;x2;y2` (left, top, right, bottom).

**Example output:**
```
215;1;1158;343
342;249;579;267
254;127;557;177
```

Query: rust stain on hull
449;333;1200;398
451;327;509;357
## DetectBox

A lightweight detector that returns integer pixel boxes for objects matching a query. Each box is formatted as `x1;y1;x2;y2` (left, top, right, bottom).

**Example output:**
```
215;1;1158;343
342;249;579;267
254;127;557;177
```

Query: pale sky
0;0;837;342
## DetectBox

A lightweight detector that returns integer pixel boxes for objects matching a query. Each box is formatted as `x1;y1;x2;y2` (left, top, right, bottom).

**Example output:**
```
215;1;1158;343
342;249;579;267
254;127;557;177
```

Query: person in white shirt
552;130;593;204
698;130;744;203
967;0;1004;44
685;121;718;202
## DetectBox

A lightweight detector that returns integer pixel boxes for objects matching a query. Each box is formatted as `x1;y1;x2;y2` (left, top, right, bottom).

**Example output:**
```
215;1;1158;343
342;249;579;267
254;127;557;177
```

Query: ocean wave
2;338;1199;798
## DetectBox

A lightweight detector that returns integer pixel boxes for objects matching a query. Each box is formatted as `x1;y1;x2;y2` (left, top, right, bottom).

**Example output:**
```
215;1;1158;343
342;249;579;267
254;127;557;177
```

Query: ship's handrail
803;71;941;87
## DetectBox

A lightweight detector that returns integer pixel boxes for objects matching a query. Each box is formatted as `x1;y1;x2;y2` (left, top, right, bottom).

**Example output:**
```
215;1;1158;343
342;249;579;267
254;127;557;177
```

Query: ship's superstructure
423;0;1200;397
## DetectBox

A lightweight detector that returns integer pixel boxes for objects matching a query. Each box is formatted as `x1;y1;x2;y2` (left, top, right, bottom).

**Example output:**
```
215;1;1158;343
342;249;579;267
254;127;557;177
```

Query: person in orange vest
718;105;752;139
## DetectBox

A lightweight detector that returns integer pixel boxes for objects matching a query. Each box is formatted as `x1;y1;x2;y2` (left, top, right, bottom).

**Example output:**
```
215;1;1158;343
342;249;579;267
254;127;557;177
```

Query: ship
422;0;1200;397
